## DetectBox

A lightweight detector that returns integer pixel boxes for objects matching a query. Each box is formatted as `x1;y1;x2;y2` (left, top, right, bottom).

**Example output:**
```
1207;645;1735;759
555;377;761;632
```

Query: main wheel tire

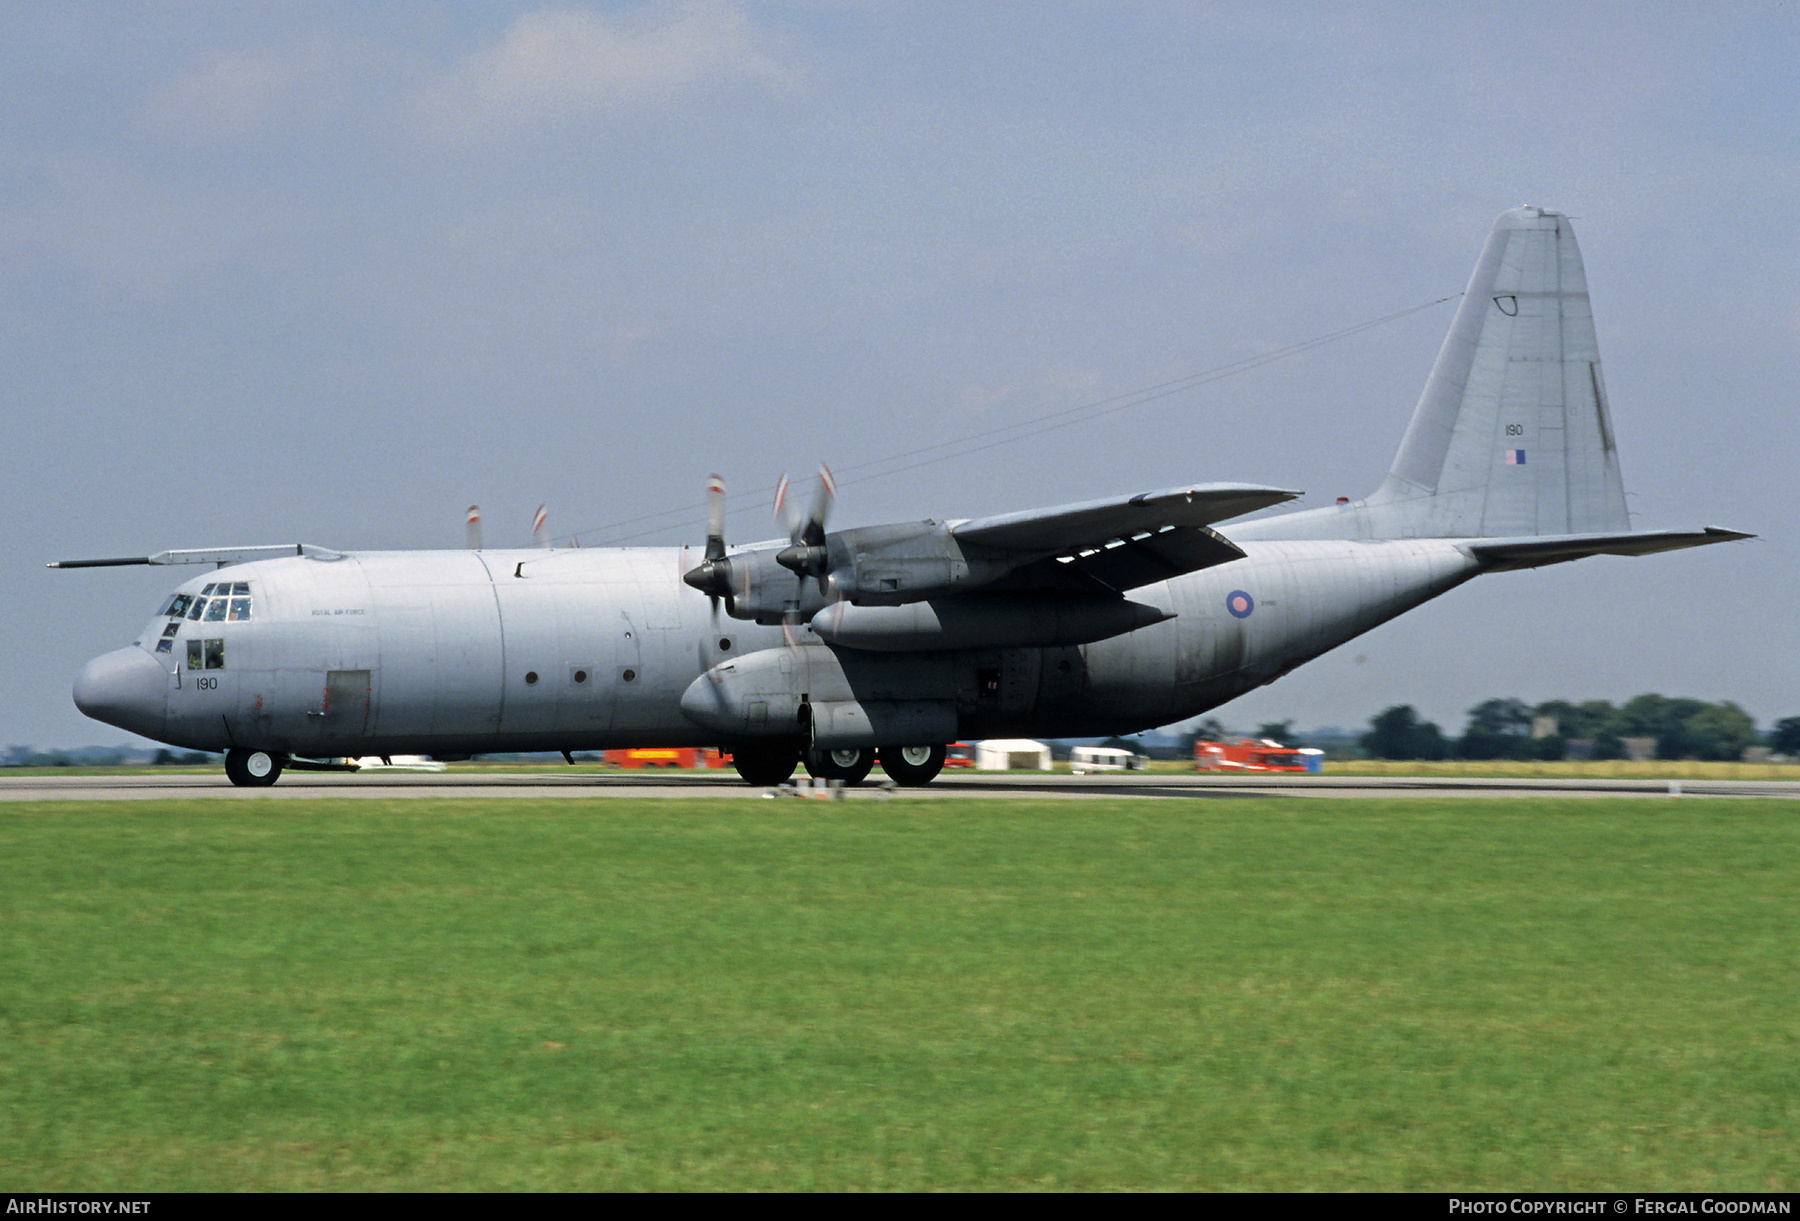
804;746;876;785
225;748;284;788
731;742;800;786
879;743;946;786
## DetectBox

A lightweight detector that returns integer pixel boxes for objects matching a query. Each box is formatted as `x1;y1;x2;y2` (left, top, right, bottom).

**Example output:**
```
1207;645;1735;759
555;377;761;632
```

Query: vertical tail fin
1363;206;1629;537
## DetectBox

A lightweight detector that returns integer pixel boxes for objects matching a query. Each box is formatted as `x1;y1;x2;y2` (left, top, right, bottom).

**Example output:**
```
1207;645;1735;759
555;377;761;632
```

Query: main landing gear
224;748;285;788
731;742;946;787
877;743;946;786
805;745;876;785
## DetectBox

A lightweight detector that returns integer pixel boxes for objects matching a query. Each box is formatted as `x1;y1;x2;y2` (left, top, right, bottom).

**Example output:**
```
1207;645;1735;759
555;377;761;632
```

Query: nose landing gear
225;748;285;787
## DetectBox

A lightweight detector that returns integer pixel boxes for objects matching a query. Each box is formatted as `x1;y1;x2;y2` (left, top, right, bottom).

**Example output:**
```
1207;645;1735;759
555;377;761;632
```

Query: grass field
2;797;1795;1191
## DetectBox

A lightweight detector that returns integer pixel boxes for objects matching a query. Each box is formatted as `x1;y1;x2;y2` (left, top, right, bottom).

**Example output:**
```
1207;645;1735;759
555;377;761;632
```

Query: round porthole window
573;669;588;684
525;671;539;685
621;668;636;683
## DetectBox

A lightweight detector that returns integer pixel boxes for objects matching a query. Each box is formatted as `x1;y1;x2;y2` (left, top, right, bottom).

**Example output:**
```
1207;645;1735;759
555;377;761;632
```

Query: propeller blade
772;473;795;537
705;474;726;562
776;465;836;594
684;474;733;619
803;465;835;547
466;506;482;551
533;505;550;549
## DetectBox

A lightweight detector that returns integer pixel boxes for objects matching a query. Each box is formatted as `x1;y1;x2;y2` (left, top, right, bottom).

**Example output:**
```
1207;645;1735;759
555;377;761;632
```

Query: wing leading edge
953;482;1299;593
952;482;1299;551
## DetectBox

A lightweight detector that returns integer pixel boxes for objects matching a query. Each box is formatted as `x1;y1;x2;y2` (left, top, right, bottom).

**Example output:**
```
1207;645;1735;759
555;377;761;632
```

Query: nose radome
73;647;169;740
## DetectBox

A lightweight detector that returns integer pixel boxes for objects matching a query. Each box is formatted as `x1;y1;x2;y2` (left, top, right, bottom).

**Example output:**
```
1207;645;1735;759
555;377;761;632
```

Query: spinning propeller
681;466;840;635
775;465;835;596
682;474;733;615
465;504;567;549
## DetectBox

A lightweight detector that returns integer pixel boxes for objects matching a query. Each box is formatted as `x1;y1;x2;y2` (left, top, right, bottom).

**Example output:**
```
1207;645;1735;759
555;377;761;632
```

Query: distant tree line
1359;697;1789;762
2;745;215;768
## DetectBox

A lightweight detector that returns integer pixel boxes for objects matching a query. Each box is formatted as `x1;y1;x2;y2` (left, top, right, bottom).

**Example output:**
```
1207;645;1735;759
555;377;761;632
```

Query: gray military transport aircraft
59;207;1749;787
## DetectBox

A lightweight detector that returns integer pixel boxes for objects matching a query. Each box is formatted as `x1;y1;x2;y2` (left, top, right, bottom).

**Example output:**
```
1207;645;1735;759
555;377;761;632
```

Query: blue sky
8;1;1794;748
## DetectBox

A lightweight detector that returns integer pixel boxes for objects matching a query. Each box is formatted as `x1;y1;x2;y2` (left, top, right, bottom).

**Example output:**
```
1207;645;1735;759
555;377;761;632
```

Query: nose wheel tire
879;743;946;786
805;746;876;785
225;748;284;788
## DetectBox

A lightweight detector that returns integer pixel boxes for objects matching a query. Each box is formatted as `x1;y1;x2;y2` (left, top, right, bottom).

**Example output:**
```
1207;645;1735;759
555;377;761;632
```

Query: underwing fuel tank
679;644;957;748
808;594;1172;652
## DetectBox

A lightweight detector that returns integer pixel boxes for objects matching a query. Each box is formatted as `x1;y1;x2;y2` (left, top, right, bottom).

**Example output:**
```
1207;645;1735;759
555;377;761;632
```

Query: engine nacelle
809;594;1172;652
677;644;958;746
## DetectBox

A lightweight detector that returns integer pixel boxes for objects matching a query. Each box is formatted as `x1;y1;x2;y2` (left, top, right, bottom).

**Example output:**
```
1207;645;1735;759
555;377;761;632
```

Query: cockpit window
169;583;253;622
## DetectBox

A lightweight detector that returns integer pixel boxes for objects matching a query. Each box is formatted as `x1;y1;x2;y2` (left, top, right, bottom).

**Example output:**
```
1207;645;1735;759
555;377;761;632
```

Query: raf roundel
1225;590;1255;619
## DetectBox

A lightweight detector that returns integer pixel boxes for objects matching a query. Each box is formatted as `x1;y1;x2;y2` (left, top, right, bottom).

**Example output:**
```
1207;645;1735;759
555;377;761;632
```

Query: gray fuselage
78;537;1482;757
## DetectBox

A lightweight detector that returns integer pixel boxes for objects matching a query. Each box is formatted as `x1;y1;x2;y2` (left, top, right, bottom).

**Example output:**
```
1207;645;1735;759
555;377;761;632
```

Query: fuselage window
161;622;181;639
186;598;207;621
231;582;250;596
228;598;252;621
203;639;224;670
187;640;203;669
204;598;228;622
155;638;173;654
166;594;193;619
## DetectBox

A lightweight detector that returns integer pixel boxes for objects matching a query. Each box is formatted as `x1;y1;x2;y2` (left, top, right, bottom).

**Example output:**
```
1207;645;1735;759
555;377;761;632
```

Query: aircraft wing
1464;527;1754;571
944;482;1300;594
951;482;1299;551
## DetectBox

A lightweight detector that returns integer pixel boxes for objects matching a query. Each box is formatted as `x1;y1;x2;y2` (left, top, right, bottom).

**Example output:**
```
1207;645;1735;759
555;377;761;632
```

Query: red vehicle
943;742;977;770
603;747;725;769
1193;737;1310;772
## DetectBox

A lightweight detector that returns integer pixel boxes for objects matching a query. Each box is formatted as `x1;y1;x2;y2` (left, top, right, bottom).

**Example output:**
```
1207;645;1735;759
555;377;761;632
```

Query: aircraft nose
73;647;169;740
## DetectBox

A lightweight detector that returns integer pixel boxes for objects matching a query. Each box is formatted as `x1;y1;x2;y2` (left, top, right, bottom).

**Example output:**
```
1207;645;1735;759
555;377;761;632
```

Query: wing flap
1048;525;1246;591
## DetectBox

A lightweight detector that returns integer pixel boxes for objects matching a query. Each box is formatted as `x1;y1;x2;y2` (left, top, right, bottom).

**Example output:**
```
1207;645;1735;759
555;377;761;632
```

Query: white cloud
141;32;358;143
413;1;799;140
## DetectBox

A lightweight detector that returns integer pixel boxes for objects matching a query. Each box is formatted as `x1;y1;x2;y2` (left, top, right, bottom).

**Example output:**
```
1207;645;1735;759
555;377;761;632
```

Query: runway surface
5;770;1798;801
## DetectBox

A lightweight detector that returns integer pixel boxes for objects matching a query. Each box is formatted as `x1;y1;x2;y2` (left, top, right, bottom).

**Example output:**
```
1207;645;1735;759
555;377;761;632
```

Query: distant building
974;740;1052;770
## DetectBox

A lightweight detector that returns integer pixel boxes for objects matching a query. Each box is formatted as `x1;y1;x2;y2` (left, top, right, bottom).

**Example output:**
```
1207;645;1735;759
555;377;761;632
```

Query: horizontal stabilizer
953;483;1298;552
1465;527;1753;571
